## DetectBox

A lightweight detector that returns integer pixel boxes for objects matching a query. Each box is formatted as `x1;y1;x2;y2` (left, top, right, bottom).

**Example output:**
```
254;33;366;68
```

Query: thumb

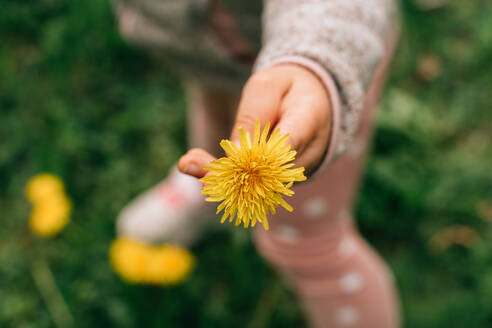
178;148;216;179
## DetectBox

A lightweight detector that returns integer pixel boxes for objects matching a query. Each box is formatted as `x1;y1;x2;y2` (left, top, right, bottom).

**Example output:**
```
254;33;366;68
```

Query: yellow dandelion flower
147;245;195;285
26;173;65;204
201;120;306;230
110;238;152;283
29;194;71;237
110;237;195;286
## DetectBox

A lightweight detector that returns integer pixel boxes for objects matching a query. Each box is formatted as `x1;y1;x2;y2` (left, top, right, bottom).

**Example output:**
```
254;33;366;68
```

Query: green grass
1;0;491;327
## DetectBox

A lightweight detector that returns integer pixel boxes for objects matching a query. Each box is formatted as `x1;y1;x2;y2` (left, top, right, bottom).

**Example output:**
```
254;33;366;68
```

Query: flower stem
30;256;74;328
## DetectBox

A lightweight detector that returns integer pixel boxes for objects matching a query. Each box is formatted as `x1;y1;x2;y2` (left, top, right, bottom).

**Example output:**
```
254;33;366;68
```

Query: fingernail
277;124;289;137
233;140;241;149
184;164;199;176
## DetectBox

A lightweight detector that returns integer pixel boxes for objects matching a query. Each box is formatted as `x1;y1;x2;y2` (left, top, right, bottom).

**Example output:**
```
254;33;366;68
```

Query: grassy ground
1;0;491;327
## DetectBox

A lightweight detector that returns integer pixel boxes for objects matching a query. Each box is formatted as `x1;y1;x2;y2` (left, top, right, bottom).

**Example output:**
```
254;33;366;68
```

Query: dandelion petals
201;120;306;230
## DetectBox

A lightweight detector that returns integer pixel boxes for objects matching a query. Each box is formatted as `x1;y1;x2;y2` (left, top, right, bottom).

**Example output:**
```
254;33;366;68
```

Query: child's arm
180;0;399;178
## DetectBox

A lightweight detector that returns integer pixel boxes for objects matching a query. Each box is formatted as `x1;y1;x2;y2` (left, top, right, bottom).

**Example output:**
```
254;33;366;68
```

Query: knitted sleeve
254;0;399;164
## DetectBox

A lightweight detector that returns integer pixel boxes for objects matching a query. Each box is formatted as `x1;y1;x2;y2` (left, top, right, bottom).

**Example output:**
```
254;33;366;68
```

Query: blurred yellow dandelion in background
110;238;150;283
26;174;71;237
29;195;71;237
201;120;306;230
26;173;65;204
110;237;195;285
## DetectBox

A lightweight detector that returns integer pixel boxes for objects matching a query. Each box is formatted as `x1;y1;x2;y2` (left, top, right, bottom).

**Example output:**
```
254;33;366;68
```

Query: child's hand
179;64;332;178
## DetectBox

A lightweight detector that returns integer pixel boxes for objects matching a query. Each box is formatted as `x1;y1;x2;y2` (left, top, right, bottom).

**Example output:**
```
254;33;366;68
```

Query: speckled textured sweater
115;0;399;164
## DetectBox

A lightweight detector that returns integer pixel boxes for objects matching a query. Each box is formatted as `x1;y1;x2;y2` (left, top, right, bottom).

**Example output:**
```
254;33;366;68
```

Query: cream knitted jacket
116;0;399;164
255;0;398;163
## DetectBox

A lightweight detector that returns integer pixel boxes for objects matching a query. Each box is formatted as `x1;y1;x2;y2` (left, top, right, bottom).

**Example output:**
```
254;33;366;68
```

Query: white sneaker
116;166;215;246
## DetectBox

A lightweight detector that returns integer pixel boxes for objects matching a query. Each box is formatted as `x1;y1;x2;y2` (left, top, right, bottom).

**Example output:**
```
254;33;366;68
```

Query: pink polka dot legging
185;40;400;327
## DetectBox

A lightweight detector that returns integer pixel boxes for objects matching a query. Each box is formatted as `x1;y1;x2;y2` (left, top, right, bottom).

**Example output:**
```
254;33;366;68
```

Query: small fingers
230;68;292;142
276;74;331;171
178;148;216;179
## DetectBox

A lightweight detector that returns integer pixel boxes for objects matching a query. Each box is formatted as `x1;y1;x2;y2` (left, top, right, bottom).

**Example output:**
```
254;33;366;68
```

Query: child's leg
253;100;399;327
184;78;240;157
117;79;239;245
253;34;400;327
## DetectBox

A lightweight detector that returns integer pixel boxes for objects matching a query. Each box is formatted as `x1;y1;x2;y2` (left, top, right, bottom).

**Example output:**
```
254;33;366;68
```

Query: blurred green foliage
0;0;491;327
